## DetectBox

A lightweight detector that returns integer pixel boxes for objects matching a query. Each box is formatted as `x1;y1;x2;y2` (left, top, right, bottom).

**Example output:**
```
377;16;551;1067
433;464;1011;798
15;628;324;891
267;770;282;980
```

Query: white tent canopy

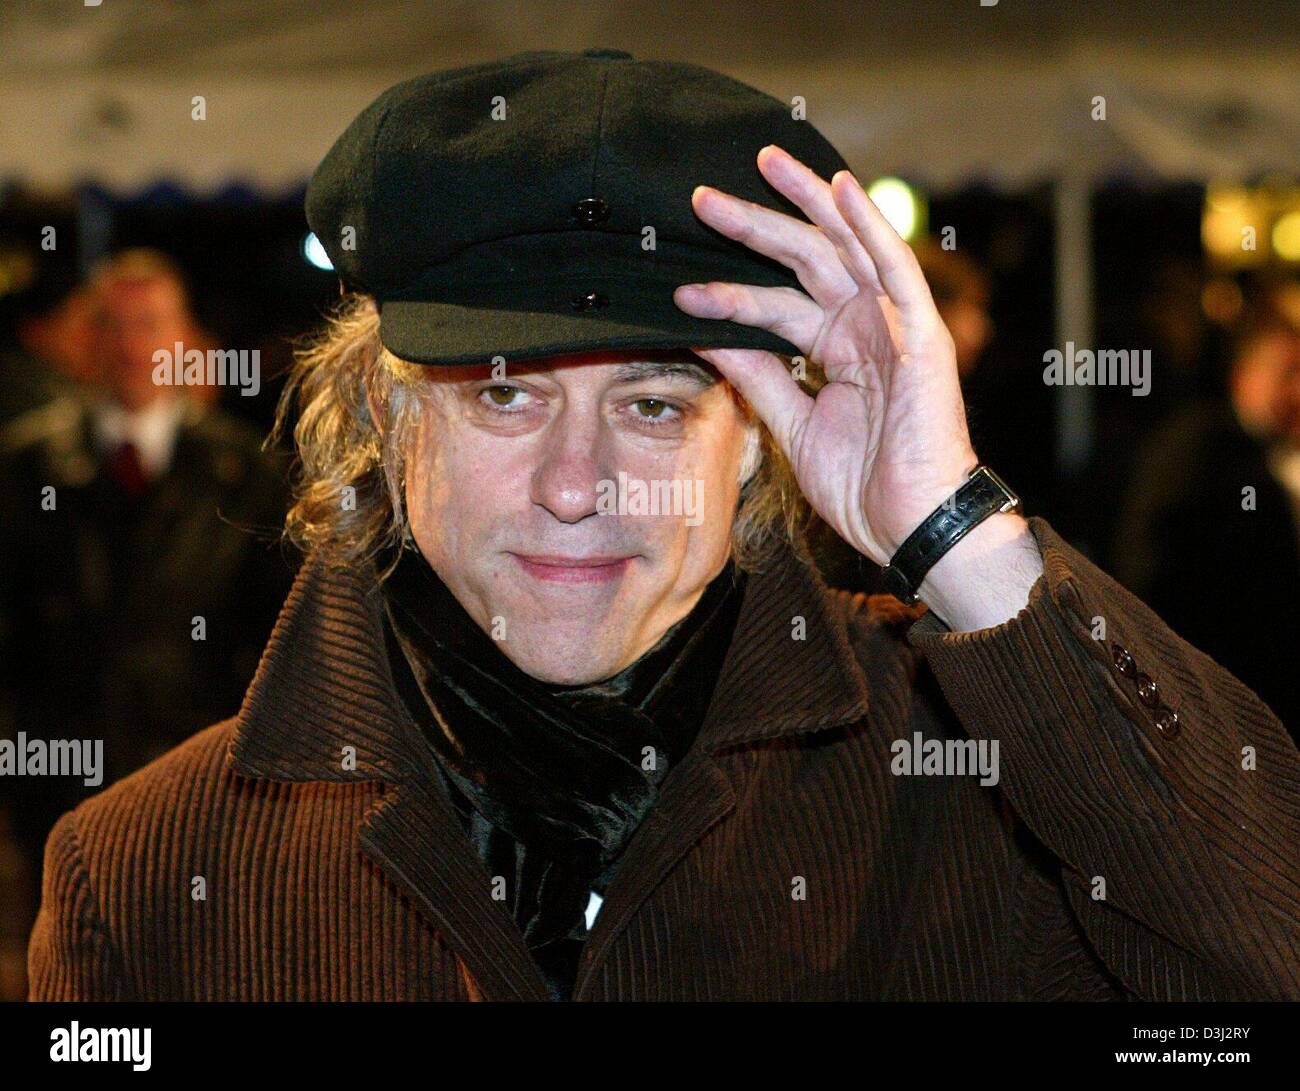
3;0;1296;472
1;0;1297;194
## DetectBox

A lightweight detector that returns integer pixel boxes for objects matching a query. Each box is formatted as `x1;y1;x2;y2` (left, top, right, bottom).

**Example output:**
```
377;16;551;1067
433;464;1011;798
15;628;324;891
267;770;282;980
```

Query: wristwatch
881;465;1021;606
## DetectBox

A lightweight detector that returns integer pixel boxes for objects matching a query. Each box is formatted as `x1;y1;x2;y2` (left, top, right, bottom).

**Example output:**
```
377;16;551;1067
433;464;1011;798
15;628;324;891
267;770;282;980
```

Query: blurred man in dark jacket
0;250;295;997
1112;304;1300;741
0;274;98;426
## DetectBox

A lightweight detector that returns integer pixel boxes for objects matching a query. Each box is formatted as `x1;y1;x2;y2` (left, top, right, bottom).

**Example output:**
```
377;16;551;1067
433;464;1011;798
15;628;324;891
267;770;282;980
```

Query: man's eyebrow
610;360;717;388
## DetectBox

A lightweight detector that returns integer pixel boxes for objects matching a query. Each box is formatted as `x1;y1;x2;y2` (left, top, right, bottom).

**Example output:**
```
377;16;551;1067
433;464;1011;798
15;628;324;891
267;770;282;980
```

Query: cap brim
378;276;801;367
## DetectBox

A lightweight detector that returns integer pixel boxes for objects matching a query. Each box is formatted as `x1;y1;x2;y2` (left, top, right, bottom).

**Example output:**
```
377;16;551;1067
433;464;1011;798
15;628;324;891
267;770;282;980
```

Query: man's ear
738;419;763;487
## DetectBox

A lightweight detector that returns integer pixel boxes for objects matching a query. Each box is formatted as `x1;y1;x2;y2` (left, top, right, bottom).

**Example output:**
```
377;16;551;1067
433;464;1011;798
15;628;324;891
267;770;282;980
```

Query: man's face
402;351;753;684
92;276;194;410
1232;329;1300;446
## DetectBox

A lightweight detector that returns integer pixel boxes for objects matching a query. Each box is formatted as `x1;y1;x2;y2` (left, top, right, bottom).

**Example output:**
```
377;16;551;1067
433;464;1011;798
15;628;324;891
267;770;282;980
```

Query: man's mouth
510;553;635;585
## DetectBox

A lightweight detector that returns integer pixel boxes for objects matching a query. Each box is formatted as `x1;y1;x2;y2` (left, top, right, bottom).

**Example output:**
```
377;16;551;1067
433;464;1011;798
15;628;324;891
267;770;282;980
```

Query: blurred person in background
0;272;98;424
1112;282;1300;742
16;284;100;388
0;248;296;998
1138;259;1225;415
1081;260;1233;559
914;240;994;382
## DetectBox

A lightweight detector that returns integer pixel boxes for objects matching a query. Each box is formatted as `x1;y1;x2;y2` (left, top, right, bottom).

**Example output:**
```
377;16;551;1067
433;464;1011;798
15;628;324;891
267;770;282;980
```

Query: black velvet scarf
378;545;747;1000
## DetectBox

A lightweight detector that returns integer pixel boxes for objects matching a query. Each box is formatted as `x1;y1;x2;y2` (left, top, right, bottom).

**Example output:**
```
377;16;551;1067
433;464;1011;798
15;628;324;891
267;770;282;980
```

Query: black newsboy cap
305;48;851;366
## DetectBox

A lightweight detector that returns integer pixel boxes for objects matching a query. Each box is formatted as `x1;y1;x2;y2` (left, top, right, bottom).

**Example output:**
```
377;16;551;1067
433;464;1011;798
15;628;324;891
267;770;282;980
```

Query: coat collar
225;539;871;1000
228;540;870;783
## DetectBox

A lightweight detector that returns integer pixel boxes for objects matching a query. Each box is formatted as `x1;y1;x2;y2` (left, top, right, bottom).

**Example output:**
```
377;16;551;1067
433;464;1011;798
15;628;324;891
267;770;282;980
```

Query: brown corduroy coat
27;518;1300;1000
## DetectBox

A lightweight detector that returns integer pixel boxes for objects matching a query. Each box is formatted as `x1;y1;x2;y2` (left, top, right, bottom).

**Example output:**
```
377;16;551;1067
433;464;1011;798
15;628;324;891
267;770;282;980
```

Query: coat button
572;197;611;225
1111;643;1137;677
1155;709;1181;738
571;291;609;311
1135;673;1160;708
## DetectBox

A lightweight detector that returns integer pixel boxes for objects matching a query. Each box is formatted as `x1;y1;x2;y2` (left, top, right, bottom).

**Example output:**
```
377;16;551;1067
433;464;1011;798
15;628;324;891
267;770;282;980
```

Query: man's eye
632;398;677;421
482;385;523;408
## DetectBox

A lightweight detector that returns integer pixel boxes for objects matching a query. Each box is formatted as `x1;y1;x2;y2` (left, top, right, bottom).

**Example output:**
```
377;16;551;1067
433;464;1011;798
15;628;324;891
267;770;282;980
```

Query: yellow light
1271;211;1300;261
1202;185;1261;264
866;177;920;241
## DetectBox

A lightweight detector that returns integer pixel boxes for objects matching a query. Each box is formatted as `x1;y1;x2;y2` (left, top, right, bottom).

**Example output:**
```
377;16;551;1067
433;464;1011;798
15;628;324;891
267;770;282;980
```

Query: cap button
582;49;632;59
573;197;611;225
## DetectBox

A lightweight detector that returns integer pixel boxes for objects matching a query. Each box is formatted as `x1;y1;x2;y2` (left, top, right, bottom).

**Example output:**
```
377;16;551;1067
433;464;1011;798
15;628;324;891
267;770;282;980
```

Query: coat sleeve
906;515;1300;1000
27;809;124;1001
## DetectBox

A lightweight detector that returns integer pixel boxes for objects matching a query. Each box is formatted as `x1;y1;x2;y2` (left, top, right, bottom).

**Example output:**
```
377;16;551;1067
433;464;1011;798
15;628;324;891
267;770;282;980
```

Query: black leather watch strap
881;465;1021;605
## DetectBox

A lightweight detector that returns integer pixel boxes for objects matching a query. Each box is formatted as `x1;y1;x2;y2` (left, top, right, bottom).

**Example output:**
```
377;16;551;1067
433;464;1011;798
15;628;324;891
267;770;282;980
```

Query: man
0;275;97;425
1113;301;1300;741
28;51;1300;1002
2;250;293;997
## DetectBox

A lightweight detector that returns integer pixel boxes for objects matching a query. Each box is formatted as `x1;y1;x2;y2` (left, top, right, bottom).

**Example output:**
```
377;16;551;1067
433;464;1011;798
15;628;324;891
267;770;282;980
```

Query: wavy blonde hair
272;294;817;578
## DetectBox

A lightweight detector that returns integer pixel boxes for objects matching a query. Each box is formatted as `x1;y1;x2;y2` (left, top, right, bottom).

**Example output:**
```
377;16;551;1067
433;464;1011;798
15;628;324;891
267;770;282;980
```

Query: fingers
754;145;884;293
714;144;943;337
690;186;857;303
689;346;813;456
828;169;939;329
674;282;824;352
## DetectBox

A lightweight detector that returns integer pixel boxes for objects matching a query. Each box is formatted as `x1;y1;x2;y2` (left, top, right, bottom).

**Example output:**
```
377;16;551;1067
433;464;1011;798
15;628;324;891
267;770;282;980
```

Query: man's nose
528;413;609;524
